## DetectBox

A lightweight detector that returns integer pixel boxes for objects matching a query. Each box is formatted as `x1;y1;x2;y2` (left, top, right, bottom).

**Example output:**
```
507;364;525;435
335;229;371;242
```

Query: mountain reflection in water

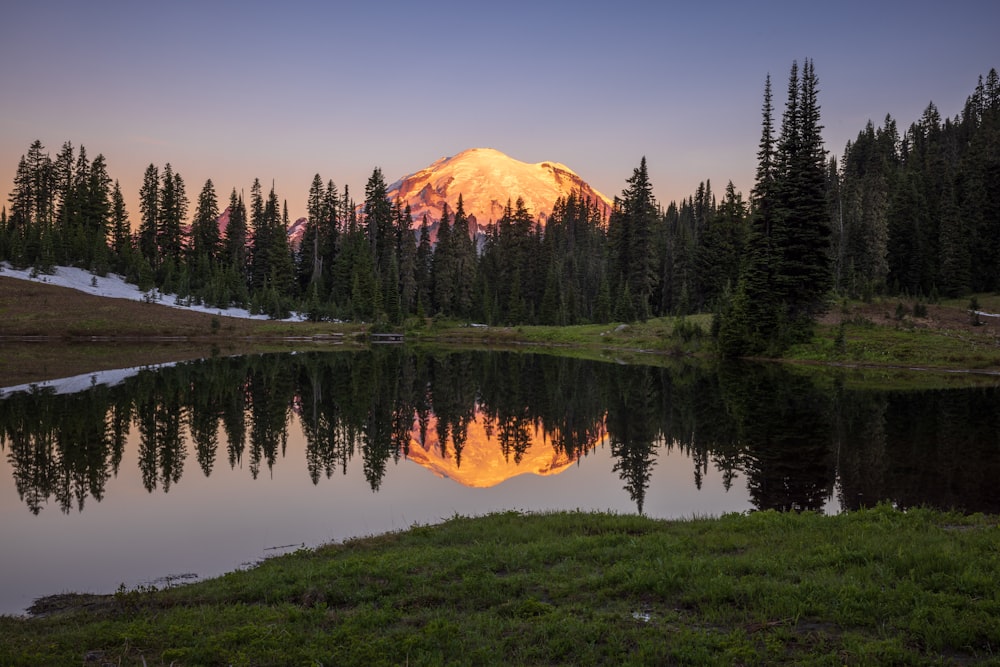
406;411;593;488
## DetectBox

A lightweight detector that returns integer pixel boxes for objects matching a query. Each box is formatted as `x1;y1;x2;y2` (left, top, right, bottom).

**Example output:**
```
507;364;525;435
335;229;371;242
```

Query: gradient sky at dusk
2;1;997;223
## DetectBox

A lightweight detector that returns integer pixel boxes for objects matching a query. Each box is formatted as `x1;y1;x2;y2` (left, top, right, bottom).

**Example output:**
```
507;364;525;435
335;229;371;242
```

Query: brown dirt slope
0;276;264;338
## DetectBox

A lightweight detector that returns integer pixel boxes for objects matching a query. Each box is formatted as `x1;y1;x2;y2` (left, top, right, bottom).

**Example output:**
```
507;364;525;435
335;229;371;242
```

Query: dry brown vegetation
819;297;1000;335
0;276;309;338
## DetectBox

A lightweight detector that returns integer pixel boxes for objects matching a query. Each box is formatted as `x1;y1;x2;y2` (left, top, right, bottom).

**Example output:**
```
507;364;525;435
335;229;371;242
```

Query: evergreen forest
2;62;998;356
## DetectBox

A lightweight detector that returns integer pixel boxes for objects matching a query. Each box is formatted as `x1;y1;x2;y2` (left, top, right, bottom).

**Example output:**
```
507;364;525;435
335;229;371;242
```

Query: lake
1;348;998;616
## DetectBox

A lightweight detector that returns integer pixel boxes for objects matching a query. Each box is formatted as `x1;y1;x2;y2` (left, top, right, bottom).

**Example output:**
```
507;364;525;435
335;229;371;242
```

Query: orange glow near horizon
404;408;604;489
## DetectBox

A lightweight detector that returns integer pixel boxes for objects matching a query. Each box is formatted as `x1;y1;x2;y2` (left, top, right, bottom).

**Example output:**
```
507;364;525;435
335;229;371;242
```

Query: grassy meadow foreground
2;508;998;666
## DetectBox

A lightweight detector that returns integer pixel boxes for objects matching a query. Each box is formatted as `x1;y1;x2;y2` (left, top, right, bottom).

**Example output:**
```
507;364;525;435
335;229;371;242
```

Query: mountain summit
386;148;613;232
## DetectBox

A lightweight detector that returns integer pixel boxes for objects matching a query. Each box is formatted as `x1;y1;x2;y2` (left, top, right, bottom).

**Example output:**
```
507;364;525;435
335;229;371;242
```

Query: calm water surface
1;349;998;616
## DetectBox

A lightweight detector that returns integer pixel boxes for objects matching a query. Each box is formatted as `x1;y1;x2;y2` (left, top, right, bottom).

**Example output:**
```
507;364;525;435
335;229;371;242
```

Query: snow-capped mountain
386;147;613;234
243;147;613;249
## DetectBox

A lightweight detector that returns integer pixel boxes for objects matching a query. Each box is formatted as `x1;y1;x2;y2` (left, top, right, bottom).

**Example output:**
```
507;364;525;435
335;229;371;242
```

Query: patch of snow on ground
0;262;303;321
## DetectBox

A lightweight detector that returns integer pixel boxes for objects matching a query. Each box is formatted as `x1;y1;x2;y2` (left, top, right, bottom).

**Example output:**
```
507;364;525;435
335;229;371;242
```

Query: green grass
3;507;998;666
788;321;1000;371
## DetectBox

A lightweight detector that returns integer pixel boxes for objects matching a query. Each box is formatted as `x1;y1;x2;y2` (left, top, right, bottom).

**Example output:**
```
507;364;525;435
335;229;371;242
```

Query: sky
1;0;997;224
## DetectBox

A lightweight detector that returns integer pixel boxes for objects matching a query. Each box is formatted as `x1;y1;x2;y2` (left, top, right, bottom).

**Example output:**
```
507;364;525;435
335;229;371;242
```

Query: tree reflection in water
2;349;999;516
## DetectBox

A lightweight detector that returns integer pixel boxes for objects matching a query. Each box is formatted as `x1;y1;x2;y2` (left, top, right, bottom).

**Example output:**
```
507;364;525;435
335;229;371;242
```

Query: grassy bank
1;507;997;665
785;296;1000;373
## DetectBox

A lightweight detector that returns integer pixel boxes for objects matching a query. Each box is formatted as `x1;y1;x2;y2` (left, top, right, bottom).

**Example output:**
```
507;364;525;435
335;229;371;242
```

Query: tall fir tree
718;60;832;356
110;180;131;271
608;157;658;320
137;164;160;269
189;179;220;297
82;153;112;270
157;163;187;269
395;201;418;317
222;188;249;293
299;173;326;293
432;204;455;314
415;214;433;313
190;179;220;265
363;167;394;281
450;194;478;317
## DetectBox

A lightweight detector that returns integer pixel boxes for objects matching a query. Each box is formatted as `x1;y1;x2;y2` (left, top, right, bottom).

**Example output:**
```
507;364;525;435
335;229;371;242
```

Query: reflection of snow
0;363;176;397
0;262;303;321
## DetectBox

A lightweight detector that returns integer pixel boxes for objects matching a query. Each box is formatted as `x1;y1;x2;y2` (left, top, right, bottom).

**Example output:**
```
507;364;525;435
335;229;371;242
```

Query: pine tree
608;157;658;320
718;60;832;356
249;178;268;292
83;153;112;271
836;116;898;296
415;214;433;313
319;179;340;293
26;140;54;229
350;239;377;321
450;194;477;317
330;187;363;314
0;207;9;261
299;173;325;293
222;188;249;300
938;179;970;296
190;179;220;265
885;170;926;294
509;197;537;320
752;75;777;233
768;60;831;320
432;205;455;314
8;155;33;233
137;164;160;269
7;140;56;268
384;255;402;324
188;179;220;297
52;142;75;245
364;167;393;279
64;144;92;262
267;193;296;307
109;181;132;275
696;181;746;308
158;164;187;268
268;199;295;312
396;202;417;316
